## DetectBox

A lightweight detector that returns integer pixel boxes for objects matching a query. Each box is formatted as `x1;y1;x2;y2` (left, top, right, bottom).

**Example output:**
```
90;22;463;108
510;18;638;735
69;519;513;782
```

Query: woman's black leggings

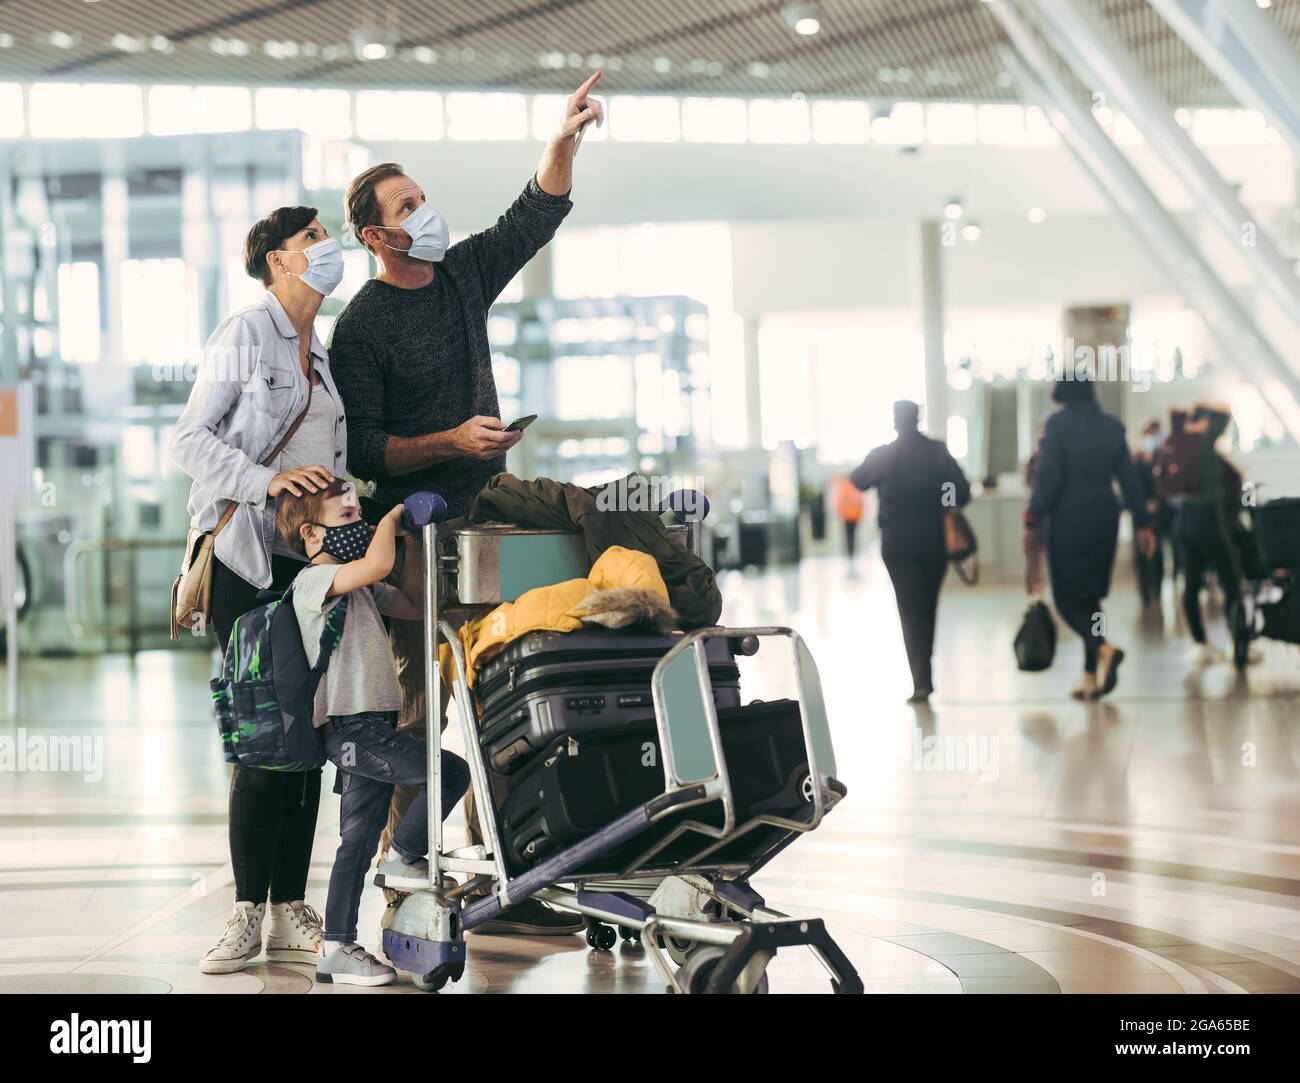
1055;594;1105;674
211;554;322;905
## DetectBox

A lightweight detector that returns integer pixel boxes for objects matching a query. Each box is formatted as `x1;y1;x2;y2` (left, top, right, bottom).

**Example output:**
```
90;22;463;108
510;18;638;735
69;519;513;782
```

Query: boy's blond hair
275;478;351;558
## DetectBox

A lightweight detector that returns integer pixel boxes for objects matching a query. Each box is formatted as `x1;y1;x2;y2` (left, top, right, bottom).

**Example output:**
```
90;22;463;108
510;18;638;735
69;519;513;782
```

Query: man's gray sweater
329;177;572;516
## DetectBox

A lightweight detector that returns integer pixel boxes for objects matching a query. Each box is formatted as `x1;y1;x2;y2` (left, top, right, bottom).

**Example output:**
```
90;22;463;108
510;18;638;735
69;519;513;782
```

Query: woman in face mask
170;206;351;975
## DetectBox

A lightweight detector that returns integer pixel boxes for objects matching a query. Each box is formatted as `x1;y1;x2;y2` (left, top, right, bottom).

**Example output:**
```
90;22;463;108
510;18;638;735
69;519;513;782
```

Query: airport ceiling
0;0;1298;106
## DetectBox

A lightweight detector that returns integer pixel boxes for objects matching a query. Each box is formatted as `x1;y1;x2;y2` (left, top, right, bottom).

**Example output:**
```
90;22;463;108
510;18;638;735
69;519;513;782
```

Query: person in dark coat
1131;419;1167;606
851;400;971;704
1177;403;1246;662
1024;377;1154;700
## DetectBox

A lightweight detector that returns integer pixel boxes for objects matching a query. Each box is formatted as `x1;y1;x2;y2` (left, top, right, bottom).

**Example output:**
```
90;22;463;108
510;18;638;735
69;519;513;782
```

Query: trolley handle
650;626;837;835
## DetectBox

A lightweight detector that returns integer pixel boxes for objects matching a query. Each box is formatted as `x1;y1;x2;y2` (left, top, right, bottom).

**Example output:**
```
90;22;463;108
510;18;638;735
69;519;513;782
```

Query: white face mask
281;237;344;296
383;202;450;263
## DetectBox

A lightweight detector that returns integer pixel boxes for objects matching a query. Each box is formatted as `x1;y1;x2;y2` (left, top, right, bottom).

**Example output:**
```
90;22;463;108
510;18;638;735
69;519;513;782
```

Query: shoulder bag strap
211;375;315;541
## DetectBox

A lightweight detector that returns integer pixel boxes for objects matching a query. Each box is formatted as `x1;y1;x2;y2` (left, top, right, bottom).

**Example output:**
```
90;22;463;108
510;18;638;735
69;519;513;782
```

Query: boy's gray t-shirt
292;563;402;726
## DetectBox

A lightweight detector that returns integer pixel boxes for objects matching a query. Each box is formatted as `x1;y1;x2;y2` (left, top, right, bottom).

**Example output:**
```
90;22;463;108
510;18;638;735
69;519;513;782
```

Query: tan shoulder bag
170;381;314;640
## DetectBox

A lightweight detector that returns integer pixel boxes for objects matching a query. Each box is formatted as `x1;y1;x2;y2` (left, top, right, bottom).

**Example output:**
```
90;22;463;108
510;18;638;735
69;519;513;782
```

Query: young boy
276;479;470;987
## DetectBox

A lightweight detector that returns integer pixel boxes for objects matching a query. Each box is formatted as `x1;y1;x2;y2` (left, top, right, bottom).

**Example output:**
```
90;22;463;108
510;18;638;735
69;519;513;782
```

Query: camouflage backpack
211;589;349;771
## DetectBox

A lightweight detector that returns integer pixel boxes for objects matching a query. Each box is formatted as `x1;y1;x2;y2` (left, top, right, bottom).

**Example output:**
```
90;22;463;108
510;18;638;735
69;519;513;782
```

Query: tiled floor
2;552;1298;994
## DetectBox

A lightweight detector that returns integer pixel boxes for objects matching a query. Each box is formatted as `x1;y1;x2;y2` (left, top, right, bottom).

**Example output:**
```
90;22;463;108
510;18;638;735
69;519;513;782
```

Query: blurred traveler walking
172;207;348;972
850;401;971;704
832;475;865;570
1132;419;1168;606
1023;376;1154;701
1175;404;1247;663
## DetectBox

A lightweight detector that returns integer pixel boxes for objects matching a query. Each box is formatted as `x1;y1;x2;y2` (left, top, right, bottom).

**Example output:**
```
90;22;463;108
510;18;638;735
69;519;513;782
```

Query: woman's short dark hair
1051;373;1097;404
243;206;319;286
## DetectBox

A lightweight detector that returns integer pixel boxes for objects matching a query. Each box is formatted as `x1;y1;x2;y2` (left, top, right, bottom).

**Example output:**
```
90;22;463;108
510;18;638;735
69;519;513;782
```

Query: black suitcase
1253;498;1300;570
496;698;823;875
477;629;742;775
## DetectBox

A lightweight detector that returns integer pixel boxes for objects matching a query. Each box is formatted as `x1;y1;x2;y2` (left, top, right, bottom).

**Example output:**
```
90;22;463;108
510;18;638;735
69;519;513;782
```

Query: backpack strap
281;583;350;674
312;591;350;674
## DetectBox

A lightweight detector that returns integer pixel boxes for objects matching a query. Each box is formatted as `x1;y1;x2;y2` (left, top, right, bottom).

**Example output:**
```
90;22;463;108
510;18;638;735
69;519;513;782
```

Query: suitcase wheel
585;919;618;952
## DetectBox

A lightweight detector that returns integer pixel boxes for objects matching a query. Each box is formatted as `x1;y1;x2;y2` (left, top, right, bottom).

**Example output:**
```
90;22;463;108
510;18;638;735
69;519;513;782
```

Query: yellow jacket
441;545;672;687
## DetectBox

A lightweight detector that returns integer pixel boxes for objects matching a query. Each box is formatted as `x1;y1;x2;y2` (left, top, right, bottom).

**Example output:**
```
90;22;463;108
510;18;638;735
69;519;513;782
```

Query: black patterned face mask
313;519;373;563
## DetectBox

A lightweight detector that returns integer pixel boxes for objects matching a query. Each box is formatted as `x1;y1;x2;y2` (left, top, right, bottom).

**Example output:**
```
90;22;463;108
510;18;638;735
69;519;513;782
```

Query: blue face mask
313;519;373;563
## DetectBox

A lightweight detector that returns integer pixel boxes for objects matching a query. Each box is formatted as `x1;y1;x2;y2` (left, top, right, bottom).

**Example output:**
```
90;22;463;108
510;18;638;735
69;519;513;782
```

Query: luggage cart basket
381;497;861;994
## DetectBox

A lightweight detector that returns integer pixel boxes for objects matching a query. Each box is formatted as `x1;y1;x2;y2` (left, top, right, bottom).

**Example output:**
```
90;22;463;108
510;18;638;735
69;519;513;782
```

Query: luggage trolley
1231;497;1300;667
381;495;862;994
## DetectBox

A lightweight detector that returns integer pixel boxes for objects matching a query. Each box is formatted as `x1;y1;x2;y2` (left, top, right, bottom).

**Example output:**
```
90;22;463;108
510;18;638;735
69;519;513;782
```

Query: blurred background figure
831;474;865;575
1024;377;1154;701
1132;418;1168;607
851;400;971;705
1175;403;1249;663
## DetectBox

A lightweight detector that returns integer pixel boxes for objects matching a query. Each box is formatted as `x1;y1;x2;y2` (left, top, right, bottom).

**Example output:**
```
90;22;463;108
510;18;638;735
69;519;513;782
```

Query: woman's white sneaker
199;901;265;974
265;900;323;964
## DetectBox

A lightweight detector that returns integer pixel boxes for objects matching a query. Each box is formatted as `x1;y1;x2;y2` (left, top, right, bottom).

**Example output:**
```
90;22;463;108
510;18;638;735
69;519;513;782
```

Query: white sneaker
265;900;323;964
1190;642;1225;665
375;853;431;892
316;942;396;987
200;901;264;974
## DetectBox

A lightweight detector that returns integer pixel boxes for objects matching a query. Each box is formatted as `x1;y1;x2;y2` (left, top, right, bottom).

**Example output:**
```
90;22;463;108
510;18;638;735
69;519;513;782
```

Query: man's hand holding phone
452;415;524;460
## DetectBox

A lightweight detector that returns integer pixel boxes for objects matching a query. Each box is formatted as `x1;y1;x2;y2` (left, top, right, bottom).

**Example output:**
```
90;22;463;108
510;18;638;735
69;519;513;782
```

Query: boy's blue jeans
322;711;470;943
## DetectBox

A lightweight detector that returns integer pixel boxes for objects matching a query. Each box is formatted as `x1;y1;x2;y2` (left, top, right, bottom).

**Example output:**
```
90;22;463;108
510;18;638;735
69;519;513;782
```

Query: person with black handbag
171;207;348;973
851;400;971;704
1023;376;1155;700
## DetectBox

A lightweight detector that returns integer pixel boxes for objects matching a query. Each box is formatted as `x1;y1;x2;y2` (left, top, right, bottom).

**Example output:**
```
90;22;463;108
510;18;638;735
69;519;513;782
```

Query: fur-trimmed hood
452;546;678;684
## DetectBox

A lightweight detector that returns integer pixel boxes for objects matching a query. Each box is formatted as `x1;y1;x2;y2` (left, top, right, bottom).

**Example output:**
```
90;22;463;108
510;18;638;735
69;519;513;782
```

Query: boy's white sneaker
316;942;395;987
265;900;323;964
374;853;432;892
199;901;265;974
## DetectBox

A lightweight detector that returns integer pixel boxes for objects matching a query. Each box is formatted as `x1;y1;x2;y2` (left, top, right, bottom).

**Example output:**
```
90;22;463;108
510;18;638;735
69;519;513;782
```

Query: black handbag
1014;599;1056;672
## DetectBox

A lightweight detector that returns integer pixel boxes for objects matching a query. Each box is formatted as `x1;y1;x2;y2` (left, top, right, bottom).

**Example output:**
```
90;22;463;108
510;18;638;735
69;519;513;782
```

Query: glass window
977;104;1025;145
870;102;924;144
811;100;870;144
30;83;143;138
255;88;350;138
0;83;22;137
1024;106;1060;145
122;259;195;366
925;103;977;144
556;355;633;418
1192;108;1264;146
445;92;528;140
609;96;680;142
682;97;747;143
760;312;925;460
946;415;968;458
57;262;101;364
149;85;252;134
356;90;443;140
749;98;811;144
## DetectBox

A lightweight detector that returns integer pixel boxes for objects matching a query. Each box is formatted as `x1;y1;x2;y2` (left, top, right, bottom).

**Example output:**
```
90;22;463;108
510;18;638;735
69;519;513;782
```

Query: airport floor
2;552;1299;994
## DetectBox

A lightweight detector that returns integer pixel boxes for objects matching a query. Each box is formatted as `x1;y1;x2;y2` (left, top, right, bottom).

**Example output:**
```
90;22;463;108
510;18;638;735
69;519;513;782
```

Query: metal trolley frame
380;512;862;994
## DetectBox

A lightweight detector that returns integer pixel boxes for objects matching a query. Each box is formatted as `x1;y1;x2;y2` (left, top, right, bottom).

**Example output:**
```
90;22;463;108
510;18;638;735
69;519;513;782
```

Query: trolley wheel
618;926;642;945
411;960;464;993
585;921;617;952
673;946;771;994
662;933;699;967
411;970;448;993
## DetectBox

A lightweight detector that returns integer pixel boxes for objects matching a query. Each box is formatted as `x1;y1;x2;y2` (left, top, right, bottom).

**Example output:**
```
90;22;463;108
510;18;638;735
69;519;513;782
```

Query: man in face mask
328;73;604;937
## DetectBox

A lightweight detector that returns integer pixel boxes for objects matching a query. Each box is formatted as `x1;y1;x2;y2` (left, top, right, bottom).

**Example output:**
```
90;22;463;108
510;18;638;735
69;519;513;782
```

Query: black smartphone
505;414;538;433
